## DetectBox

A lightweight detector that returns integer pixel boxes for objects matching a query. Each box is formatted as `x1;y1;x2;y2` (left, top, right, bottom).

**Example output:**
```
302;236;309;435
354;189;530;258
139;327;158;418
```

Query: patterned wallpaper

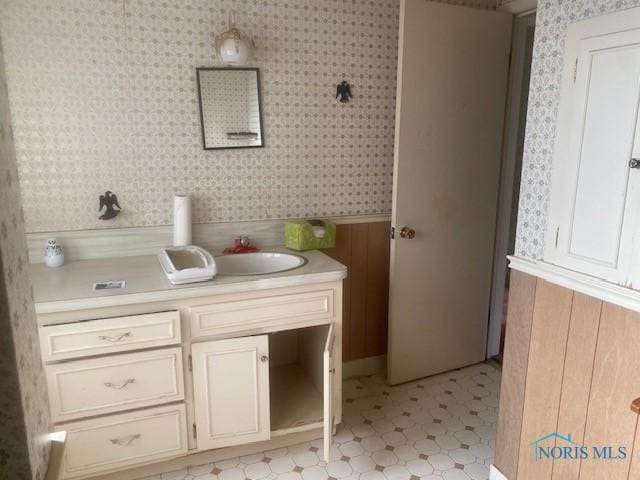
515;0;640;259
0;0;398;233
0;34;51;480
0;0;496;234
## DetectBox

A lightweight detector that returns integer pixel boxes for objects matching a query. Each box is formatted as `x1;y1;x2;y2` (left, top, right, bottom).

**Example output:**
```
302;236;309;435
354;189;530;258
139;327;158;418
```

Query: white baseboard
490;464;509;480
343;355;387;379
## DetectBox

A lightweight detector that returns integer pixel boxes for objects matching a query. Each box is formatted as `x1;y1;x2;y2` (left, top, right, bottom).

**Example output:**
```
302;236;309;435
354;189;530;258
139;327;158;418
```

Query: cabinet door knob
400;227;416;239
260;355;269;363
631;398;640;414
630;158;640;169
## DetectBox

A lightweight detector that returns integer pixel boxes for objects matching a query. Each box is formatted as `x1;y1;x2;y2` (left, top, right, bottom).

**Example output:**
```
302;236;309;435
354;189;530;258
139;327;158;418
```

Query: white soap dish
159;246;217;285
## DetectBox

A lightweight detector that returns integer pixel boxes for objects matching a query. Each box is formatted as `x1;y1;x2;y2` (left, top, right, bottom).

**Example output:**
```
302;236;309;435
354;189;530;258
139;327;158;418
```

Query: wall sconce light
214;11;256;66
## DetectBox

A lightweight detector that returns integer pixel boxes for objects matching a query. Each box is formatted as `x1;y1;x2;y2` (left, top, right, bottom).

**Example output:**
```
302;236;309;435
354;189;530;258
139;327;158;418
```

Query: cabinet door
323;323;336;461
546;23;640;284
192;336;270;450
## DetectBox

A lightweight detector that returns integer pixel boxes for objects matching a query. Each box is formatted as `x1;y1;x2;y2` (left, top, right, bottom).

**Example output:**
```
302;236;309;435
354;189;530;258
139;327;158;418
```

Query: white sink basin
214;252;307;276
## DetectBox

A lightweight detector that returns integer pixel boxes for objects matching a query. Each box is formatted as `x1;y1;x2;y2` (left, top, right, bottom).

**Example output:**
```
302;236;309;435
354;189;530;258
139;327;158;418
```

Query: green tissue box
285;219;336;251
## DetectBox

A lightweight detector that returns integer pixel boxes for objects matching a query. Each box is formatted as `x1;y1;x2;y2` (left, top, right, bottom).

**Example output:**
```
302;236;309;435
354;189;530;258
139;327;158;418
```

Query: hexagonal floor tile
141;363;501;480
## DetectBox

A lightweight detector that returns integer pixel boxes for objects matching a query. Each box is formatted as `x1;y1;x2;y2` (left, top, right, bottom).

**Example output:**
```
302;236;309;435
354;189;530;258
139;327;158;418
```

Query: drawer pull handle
104;378;135;389
98;332;131;343
631;398;640;414
109;433;141;446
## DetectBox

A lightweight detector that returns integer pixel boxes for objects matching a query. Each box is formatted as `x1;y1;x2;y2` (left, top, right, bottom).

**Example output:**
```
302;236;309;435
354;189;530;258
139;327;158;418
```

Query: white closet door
546;17;640;285
192;336;270;450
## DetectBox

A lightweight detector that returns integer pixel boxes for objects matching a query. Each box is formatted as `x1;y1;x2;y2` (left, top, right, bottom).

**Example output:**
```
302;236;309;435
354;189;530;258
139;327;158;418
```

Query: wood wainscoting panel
579;303;640;479
497;272;640;480
495;270;537;480
517;279;573;480
364;221;390;358
322;222;390;362
552;292;602;480
349;224;369;360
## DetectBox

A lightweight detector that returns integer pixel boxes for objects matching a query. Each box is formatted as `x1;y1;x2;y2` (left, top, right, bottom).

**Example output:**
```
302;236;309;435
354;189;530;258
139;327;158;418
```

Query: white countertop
31;249;347;315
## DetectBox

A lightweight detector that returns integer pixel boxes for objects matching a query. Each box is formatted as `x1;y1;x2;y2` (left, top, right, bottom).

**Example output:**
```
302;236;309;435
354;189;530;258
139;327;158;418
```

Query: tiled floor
140;362;501;480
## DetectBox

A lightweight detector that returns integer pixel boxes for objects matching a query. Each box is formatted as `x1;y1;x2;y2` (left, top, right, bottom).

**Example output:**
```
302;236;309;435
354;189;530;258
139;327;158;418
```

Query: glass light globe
214;12;255;66
218;37;251;66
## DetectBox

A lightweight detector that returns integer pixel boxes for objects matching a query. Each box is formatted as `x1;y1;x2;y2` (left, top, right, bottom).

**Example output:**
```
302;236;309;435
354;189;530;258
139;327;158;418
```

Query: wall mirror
196;67;264;150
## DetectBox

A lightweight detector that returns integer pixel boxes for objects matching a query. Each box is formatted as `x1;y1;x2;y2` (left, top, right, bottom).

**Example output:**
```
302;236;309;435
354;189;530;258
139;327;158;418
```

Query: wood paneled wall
495;271;640;480
322;222;391;362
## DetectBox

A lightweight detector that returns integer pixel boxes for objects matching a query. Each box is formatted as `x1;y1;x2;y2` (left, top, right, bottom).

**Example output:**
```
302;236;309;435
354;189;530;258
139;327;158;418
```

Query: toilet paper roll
173;195;192;247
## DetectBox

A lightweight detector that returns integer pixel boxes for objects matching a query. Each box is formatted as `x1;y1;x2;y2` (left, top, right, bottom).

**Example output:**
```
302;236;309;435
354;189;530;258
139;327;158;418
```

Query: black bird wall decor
98;191;122;220
336;81;352;103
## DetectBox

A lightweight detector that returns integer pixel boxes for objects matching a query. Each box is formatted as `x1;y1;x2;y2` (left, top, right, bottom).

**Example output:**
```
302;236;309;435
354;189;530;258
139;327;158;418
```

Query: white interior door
388;0;512;385
192;336;270;450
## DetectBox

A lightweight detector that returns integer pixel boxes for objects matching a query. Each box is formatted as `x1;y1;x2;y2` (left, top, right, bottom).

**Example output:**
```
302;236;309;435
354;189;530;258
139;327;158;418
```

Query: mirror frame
196;67;265;150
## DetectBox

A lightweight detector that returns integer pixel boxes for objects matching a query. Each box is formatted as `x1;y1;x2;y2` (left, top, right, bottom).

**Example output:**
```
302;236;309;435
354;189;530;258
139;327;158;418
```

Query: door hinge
555;227;560;248
188;354;193;372
193;423;197;439
573;57;579;83
390;226;395;239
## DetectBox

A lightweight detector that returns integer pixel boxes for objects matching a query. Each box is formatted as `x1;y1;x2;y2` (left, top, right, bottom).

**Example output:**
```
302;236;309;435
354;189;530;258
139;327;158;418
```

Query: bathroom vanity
31;250;346;480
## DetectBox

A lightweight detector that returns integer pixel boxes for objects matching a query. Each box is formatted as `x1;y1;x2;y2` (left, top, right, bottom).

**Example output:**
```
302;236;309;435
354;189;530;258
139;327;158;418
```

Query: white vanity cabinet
33;256;344;480
545;9;640;287
190;299;339;458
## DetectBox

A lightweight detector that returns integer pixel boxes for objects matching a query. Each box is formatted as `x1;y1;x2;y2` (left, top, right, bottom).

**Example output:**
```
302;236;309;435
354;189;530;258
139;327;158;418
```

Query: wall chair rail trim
508;255;640;314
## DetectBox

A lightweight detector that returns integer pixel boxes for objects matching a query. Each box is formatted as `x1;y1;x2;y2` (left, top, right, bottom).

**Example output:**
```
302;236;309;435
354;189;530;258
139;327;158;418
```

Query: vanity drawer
190;288;335;338
39;311;181;362
59;404;188;479
46;347;184;422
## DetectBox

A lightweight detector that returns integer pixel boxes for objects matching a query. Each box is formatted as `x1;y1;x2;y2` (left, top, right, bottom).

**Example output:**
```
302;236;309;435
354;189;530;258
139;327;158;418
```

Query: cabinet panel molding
39;311;180;362
545;11;640;286
190;290;334;338
59;404;188;479
192;335;271;450
46;347;184;422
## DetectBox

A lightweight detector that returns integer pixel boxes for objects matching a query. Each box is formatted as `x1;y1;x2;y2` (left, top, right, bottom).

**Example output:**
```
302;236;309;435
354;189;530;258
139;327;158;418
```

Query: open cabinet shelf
270;364;323;432
268;324;330;433
191;322;336;457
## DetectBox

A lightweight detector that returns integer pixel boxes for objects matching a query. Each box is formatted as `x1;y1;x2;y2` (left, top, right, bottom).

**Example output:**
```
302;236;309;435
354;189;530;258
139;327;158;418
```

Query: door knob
630;158;640;169
260;355;269;363
400;227;416;239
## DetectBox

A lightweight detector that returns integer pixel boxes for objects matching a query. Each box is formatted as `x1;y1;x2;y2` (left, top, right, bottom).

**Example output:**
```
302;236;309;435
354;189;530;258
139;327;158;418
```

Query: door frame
499;0;537;15
487;12;536;358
